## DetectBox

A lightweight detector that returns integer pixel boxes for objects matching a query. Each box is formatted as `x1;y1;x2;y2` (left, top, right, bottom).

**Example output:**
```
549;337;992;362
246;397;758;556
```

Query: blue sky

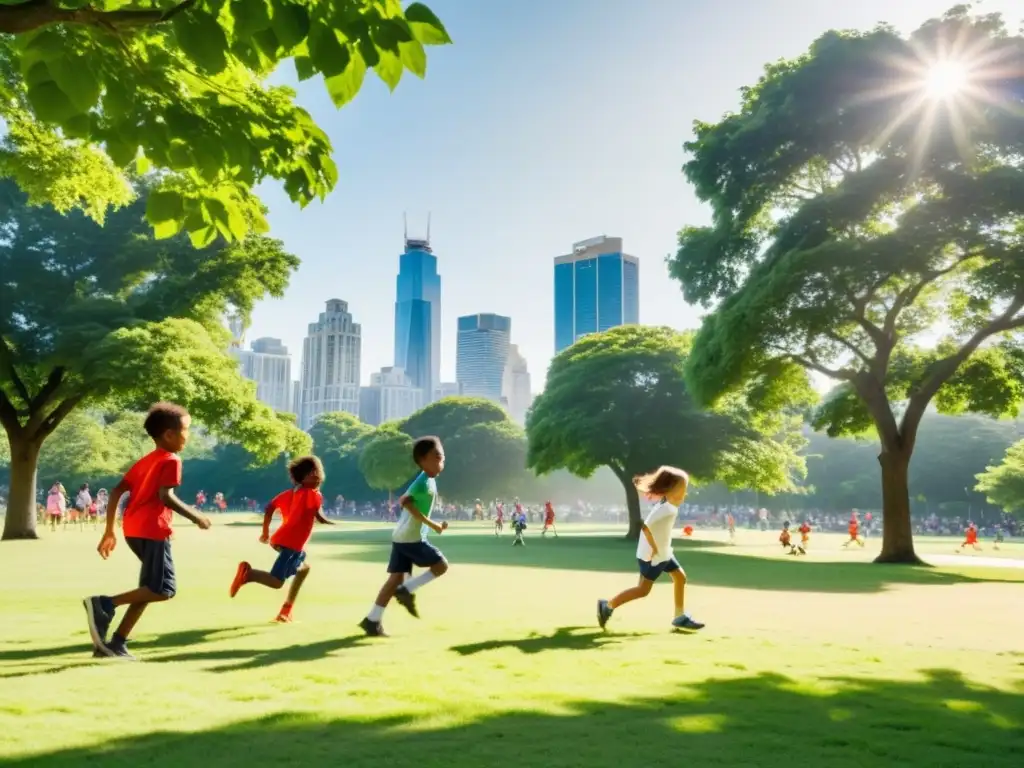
246;0;1020;390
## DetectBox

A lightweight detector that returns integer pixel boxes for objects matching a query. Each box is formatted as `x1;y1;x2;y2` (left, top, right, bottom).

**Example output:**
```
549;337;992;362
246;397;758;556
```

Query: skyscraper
298;299;361;429
502;343;532;424
394;228;441;403
358;366;424;426
553;235;639;352
456;313;511;402
231;337;293;414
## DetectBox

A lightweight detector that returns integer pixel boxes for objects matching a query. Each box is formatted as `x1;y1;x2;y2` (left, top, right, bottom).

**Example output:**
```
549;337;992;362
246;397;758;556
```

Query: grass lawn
1;519;1022;767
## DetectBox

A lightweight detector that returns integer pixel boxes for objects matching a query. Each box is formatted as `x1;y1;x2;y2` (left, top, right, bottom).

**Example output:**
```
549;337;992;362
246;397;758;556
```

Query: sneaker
358;617;388;637
83;596;114;648
393;586;419;618
672;613;705;631
597;599;613;630
230;562;251;598
97;637;136;660
273;613;293;624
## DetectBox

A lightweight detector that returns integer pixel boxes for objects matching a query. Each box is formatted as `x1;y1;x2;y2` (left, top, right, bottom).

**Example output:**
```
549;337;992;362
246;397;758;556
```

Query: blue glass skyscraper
554;236;639;352
456;314;511;402
394;235;441;401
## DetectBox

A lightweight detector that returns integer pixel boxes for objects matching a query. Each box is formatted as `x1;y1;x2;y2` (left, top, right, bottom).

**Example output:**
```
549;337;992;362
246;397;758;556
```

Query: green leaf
104;135;137;167
21;30;67;61
26;81;79;124
399;39;427;77
62;114;92;139
370;20;401;53
204;196;233;240
152;217;184;240
404;2;452;45
101;80;133;118
146;190;185;223
251;28;282;62
167;140;192;171
172;12;229;74
374;49;403;90
324;48;367;108
271;2;310;49
308;22;350;77
48;55;101;114
294;54;316;81
187;222;219;248
231;0;273;39
23;60;51;89
357;37;380;68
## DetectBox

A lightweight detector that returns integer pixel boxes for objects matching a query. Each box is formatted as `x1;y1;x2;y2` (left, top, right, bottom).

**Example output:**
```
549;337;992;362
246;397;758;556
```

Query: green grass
1;520;1022;767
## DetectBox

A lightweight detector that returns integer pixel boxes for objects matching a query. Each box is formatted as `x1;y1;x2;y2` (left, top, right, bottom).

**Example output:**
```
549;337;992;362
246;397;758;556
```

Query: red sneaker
229;562;250;598
273;613;293;623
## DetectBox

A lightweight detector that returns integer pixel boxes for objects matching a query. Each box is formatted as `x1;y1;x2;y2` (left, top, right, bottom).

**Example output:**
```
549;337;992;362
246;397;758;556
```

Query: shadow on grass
7;668;1023;767
450;625;648;656
148;635;368;672
322;530;1007;594
0;626;255;665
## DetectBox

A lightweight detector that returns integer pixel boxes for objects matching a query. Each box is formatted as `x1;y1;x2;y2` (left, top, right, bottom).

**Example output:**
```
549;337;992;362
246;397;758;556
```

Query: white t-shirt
636;501;679;565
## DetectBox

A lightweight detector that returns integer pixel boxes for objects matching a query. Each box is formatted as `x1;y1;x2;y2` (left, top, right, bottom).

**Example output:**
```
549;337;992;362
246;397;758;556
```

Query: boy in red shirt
959;522;981;552
84;403;211;660
798;520;811;554
842;511;865;548
229;455;331;622
542;501;558;537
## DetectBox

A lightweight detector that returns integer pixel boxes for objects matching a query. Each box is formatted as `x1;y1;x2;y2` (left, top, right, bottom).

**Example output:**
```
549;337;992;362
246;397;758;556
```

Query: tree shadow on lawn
8;668;1022;768
147;634;369;672
450;625;650;656
323;532;1005;594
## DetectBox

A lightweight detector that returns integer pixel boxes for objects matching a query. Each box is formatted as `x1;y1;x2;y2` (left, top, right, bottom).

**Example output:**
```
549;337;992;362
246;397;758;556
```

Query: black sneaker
672;613;705;631
358;617;388;637
393;586;419;618
83;596;114;648
97;638;136;660
597;599;613;630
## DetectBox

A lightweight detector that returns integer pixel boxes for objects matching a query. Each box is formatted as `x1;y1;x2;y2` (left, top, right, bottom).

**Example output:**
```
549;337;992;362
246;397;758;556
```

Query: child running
597;467;704;632
798;520;811;554
359;436;448;637
726;512;736;544
959;521;981;552
779;522;797;555
494;500;504;535
842;511;865;548
542;501;558;537
512;510;527;546
229;455;332;622
994;525;1004;550
84;403;211;660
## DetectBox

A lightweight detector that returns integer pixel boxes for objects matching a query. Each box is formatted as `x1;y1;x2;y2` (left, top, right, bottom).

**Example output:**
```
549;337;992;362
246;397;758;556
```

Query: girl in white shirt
597;466;705;632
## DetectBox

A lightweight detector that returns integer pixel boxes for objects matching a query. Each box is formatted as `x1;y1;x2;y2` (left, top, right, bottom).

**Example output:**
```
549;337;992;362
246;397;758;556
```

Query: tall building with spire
394;218;441;403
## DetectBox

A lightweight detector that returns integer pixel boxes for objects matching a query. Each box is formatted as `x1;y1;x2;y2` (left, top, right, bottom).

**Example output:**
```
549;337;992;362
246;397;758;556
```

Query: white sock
367;604;385;622
403;571;437;594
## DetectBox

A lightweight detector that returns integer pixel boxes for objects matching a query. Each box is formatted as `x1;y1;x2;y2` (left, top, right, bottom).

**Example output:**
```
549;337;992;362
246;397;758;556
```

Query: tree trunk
2;435;42;540
622;477;643;541
874;448;922;564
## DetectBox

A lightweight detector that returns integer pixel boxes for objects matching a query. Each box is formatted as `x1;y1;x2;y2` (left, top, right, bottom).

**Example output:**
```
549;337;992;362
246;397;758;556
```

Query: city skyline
456;313;512;402
394;230;442;402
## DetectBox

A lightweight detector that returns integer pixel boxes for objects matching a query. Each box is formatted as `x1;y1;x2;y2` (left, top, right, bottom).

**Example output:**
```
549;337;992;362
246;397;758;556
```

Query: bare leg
670;569;686;617
285;563;310;604
109;588;170;639
608;576;653;610
373;573;405;609
246;569;285;590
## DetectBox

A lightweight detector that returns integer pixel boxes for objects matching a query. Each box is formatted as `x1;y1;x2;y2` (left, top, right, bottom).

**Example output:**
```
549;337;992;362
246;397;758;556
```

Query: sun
923;59;969;99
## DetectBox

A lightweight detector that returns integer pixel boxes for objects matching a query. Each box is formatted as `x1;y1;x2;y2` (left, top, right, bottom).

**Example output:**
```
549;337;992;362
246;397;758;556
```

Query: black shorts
387;541;445;574
126;537;177;598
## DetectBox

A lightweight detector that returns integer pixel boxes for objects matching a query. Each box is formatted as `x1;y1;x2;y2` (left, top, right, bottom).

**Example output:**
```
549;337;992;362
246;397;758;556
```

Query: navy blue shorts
126;537;176;598
637;557;681;582
270;547;307;581
388;541;444;574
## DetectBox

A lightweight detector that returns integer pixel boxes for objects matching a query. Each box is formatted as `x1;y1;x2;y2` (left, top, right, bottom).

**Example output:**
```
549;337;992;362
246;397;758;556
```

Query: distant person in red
843;511;865;548
542;501;558;537
84;402;211;660
798;521;811;553
195;490;206;511
726;512;736;544
958;522;981;552
494;500;504;536
230;455;332;623
779;522;797;554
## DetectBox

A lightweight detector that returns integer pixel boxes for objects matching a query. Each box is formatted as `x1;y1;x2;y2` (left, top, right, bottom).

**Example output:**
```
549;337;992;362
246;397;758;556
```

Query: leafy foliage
526;326;806;535
669;8;1024;560
976;440;1024;514
0;179;309;538
358;427;415;493
0;0;450;241
400;397;508;443
309;410;376;501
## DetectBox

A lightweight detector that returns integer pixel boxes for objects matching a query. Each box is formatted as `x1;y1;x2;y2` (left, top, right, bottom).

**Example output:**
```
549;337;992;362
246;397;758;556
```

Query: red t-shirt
545;504;555;523
121;449;182;541
269;487;323;552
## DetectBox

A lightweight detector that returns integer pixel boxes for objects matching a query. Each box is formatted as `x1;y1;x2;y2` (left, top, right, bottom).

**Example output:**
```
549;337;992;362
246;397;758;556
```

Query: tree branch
823;330;872;366
29;367;64;413
0;0;197;35
851;371;900;449
35;394;84;441
0;341;31;408
0;388;25;440
790;354;854;381
882;264;962;338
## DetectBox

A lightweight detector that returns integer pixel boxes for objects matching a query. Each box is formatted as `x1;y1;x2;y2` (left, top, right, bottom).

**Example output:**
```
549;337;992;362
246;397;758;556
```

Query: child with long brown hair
597;466;705;632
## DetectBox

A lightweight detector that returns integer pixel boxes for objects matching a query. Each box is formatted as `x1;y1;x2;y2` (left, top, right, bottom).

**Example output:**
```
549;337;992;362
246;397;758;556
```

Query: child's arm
260;502;277;542
315;507;333;525
399;494;447;534
97;481;128;559
641;523;658;558
158;487;211;529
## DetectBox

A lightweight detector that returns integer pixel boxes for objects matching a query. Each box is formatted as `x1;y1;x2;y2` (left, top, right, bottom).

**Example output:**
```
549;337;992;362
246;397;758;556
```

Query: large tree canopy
671;8;1024;563
526;326;806;539
975;440;1024;515
0;179;309;539
0;0;450;242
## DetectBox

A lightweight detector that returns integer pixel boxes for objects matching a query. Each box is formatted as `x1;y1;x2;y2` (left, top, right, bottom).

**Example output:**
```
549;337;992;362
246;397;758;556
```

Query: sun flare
923;60;969;99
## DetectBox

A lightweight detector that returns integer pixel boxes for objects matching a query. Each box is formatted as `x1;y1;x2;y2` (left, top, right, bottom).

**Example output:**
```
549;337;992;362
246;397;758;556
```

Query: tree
442;420;529;502
400;396;507;443
670;9;1024;563
0;1;450;243
309;411;377;502
358;427;415;502
975;441;1024;514
0;180;310;539
526;326;806;539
